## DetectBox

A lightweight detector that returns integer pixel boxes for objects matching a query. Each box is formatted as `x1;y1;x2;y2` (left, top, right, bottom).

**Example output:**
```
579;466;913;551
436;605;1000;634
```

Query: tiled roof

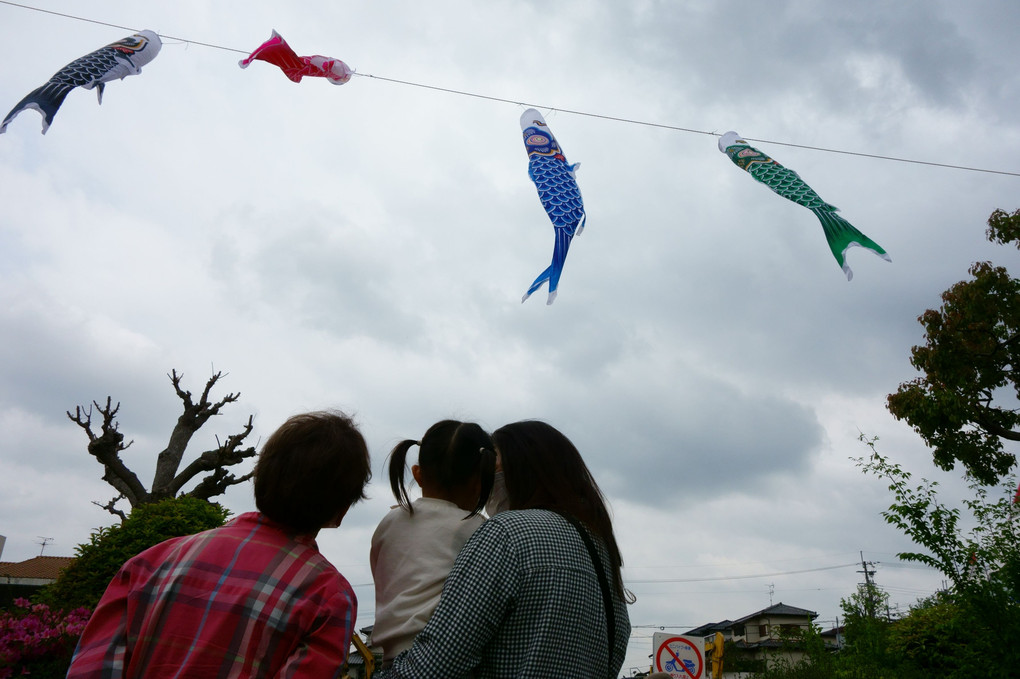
0;555;75;580
733;602;818;624
684;620;734;636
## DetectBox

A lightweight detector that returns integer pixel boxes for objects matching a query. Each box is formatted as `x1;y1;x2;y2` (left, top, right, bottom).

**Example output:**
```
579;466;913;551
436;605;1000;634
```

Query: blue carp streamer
519;108;586;304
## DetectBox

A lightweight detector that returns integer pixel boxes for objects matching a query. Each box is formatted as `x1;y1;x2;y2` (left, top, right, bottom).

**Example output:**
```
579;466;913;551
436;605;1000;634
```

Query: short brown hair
254;411;371;533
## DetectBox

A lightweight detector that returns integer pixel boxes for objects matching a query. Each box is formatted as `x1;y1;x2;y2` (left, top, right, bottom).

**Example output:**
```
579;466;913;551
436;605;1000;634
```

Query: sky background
1;1;1018;674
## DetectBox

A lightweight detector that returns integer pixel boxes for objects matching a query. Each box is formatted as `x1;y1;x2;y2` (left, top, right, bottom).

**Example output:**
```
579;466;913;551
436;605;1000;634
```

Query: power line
0;1;246;53
625;562;859;584
349;559;880;587
355;73;1020;177
3;0;1018;177
626;551;874;570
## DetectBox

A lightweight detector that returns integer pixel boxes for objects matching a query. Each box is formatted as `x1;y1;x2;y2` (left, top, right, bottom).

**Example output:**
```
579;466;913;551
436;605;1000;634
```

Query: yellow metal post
343;632;375;679
707;632;724;679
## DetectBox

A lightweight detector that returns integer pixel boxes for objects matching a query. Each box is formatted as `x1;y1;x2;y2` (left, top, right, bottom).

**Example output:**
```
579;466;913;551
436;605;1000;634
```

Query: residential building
685;602;836;671
0;555;75;607
731;602;816;644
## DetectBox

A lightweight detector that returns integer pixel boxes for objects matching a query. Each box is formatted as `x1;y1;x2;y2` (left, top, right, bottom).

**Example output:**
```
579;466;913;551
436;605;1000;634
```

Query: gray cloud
0;2;1016;671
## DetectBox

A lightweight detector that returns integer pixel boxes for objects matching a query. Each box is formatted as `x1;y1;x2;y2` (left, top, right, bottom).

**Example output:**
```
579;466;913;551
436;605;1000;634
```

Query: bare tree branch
167;415;257;496
187;468;255;501
90;495;128;521
67;398;147;506
67;404;98;441
71;369;256;512
152;371;242;496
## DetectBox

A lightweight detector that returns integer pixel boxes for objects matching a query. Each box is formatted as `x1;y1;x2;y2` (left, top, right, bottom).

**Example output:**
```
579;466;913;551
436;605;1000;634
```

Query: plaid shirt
67;512;357;679
379;509;630;679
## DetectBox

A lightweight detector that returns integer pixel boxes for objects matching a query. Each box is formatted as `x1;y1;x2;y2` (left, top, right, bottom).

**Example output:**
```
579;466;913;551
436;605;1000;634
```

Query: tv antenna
37;536;54;556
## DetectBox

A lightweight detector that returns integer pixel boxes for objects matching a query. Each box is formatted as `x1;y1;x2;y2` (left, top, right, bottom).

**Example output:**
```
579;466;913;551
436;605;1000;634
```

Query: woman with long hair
378;420;631;679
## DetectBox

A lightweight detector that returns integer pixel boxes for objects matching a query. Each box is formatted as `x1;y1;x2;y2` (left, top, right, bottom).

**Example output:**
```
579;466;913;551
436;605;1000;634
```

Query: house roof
0;555;75;580
684;620;734;636
733;602;818;624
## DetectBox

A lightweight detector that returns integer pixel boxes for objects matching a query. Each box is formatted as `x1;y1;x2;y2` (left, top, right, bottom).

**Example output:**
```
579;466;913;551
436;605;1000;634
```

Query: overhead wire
625;562;860;584
626;550;871;570
347;554;939;589
3;0;1019;178
0;1;245;54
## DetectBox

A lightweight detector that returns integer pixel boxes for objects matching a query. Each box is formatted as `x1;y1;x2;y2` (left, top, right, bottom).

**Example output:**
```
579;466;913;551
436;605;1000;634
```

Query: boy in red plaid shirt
68;410;372;679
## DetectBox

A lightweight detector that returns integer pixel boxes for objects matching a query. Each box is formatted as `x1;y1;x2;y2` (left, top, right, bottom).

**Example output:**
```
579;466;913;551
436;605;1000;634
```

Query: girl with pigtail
370;420;496;666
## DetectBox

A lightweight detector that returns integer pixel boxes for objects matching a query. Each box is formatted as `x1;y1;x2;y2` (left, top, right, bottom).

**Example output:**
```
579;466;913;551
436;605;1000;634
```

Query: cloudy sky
1;0;1018;673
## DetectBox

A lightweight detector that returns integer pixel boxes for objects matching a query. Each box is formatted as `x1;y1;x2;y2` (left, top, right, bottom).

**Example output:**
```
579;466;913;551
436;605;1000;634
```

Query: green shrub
36;496;229;611
888;588;1020;679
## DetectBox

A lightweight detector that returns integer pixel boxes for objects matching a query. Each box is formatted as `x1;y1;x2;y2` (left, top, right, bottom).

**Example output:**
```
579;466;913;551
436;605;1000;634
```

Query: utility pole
857;550;878;618
858;550;876;586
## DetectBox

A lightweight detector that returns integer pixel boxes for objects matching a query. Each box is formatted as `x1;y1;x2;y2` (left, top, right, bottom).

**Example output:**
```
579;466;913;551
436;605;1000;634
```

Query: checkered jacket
380;509;630;679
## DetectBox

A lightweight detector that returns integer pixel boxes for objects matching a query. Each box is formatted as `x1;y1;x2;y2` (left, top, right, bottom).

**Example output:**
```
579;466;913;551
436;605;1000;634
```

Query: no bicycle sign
652;633;704;679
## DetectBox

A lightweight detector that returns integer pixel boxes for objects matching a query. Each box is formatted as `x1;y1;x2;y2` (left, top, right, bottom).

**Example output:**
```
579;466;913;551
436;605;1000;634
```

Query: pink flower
0;601;92;675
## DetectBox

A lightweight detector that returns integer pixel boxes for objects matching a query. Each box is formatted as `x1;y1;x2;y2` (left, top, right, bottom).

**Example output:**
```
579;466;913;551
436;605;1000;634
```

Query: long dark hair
388;420;496;518
492;420;627;597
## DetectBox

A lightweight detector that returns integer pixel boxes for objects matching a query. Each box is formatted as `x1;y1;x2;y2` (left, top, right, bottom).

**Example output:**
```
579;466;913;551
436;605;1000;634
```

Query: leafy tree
68;370;257;518
887;208;1020;485
987;207;1020;248
854;437;1020;677
839;581;891;664
36;496;229;611
746;623;898;679
854;436;1019;589
886;593;972;677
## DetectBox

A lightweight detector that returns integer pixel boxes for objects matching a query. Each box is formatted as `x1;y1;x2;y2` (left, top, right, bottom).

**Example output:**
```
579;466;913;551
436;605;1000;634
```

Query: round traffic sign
654;635;703;679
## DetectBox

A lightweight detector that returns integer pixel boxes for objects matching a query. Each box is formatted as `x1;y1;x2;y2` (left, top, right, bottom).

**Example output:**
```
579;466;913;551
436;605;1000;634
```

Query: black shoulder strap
560;513;616;666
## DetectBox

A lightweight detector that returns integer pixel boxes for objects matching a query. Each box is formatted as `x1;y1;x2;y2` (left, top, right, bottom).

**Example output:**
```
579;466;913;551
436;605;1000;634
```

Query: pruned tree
887;208;1020;485
68;370;257;519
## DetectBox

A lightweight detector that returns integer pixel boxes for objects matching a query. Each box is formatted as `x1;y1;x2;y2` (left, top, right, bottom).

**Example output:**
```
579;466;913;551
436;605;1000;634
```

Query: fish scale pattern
528;155;585;235
720;132;890;280
745;159;834;211
48;48;125;89
1;31;160;135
